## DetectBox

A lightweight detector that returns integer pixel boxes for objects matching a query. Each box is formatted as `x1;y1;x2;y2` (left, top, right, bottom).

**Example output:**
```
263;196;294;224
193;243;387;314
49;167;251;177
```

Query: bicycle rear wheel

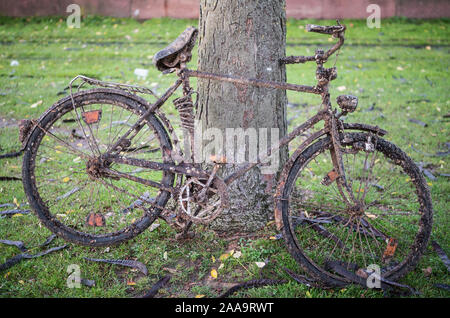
22;89;175;246
278;132;432;286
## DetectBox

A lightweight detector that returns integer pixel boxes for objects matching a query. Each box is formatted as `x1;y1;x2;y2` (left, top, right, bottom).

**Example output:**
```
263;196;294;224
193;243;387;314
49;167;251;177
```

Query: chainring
178;176;228;224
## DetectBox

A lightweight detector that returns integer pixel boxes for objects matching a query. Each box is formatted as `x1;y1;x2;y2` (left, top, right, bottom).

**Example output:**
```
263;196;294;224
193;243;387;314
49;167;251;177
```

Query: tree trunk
196;0;288;232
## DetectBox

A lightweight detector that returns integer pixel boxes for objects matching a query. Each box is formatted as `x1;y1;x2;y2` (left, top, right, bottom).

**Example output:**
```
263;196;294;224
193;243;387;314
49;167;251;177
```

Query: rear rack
68;75;158;97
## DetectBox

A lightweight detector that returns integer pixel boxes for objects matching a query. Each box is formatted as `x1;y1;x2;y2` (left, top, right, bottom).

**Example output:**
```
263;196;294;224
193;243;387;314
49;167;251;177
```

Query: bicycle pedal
321;169;339;186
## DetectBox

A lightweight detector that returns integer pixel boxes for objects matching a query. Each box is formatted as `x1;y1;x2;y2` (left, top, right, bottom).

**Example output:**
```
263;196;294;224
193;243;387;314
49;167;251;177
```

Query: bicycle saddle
153;26;198;72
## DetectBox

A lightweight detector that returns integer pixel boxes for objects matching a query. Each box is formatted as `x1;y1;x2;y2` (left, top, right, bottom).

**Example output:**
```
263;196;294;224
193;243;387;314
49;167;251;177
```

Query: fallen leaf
195;294;205;298
62;177;70;183
210;269;218;279
219;253;230;261
422;267;432;277
127;281;136;286
30;100;43;108
149;223;160;232
233;251;242;259
255;262;266;268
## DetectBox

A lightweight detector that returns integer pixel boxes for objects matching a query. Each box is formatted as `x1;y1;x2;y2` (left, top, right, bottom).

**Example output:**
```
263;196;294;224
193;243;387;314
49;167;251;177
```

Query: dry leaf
255;262;266;268
195;294;205;298
149;223;160;232
422;267;432;277
365;213;377;219
30;100;43;108
233;251;242;259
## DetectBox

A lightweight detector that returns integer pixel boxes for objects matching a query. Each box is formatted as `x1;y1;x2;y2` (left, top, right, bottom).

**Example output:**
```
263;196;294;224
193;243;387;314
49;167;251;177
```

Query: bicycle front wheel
278;132;432;286
22;88;175;246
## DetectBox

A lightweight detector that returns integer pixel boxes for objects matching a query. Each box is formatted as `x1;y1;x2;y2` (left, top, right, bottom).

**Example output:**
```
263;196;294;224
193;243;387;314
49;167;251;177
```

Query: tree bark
196;0;288;232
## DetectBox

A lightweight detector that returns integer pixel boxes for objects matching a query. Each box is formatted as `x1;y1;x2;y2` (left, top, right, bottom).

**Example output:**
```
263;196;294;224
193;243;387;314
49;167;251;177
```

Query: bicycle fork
322;92;359;208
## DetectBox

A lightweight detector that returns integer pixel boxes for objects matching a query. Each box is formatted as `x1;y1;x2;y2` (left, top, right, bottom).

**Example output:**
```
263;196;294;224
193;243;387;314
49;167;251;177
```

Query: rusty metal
185;69;322;95
21;23;430;278
82;109;102;125
18;22;435;290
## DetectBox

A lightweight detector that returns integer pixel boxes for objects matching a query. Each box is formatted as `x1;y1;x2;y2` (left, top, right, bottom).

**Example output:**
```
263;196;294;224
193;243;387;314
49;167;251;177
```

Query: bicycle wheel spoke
23;91;175;244
281;132;430;283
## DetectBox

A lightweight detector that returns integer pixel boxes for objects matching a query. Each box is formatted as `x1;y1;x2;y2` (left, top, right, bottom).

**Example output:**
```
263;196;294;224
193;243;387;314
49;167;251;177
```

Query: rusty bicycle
20;22;432;286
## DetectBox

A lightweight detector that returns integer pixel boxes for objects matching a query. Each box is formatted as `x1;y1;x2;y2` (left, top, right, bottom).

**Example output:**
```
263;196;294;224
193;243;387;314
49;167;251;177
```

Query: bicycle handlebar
280;23;345;65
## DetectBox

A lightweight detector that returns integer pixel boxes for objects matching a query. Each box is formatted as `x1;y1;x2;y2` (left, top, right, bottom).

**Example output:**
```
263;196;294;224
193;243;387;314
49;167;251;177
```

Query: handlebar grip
306;24;345;35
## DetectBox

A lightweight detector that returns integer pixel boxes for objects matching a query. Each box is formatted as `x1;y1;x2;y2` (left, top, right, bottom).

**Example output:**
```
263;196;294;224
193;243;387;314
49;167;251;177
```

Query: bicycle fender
342;123;388;136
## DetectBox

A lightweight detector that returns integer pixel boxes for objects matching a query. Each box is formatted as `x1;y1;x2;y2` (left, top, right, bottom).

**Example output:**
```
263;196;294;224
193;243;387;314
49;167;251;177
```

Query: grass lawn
0;16;449;298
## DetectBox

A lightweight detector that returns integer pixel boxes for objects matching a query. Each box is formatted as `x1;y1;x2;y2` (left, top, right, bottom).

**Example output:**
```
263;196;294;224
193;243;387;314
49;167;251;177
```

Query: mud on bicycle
19;22;432;286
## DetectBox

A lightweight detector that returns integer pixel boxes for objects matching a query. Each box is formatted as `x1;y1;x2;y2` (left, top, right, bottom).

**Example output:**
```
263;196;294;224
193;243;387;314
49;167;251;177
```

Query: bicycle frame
56;22;387;215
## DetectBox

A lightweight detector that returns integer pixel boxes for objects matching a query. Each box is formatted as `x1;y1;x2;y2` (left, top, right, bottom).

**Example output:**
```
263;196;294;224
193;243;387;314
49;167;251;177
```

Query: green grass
0;16;449;298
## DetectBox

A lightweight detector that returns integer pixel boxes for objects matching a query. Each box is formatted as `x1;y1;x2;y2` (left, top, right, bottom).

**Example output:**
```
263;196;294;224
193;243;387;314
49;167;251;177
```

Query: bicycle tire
278;132;433;286
22;88;175;246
